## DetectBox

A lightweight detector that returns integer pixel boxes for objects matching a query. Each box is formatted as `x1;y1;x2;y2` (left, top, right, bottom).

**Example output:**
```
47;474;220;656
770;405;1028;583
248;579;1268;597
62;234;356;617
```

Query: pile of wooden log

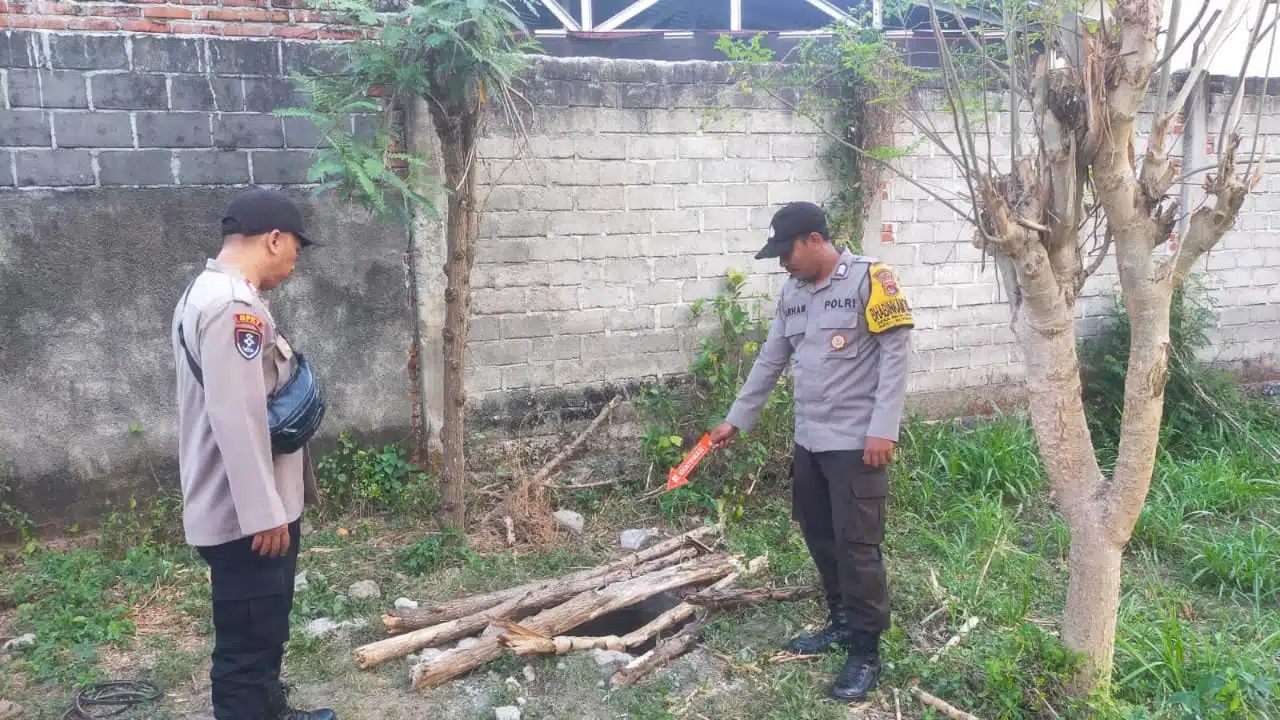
352;524;820;689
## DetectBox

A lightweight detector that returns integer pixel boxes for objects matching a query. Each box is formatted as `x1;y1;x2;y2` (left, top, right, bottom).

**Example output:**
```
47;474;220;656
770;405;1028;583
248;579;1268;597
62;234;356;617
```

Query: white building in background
523;0;1278;79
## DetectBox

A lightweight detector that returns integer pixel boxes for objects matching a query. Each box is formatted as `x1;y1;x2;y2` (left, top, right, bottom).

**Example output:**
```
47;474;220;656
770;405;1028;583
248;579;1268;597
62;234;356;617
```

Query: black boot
787;607;854;654
829;631;880;702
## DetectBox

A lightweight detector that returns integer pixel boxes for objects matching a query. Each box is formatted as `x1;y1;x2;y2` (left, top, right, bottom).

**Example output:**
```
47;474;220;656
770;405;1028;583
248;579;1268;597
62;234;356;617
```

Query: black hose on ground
61;680;164;719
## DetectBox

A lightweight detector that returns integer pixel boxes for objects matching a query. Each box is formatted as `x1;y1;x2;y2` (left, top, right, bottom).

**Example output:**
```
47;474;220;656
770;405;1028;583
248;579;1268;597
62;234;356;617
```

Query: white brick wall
460;58;1280;405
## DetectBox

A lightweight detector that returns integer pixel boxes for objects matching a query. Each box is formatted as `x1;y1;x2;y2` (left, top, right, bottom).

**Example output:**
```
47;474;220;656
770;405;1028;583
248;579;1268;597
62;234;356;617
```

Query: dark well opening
569;590;689;655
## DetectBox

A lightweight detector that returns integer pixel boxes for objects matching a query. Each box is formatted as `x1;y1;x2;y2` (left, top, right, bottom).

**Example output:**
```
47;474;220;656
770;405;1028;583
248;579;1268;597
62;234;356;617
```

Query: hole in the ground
569;590;689;655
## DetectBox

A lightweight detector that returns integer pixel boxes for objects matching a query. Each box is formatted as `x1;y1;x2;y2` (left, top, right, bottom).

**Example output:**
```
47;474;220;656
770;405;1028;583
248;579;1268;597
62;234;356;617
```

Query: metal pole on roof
731;0;743;30
581;0;593;30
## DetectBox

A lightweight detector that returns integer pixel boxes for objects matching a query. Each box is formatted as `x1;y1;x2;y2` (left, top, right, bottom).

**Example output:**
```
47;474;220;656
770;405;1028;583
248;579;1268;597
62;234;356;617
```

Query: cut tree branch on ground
359;547;700;668
909;683;984;720
680;584;821;610
611;614;712;687
528;395;622;487
411;552;740;688
383;525;719;632
498;556;770;656
929;616;981;664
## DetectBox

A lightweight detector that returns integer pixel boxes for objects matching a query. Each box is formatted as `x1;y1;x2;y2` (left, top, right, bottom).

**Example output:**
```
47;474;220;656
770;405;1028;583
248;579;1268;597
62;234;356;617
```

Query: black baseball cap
755;201;829;260
221;187;321;247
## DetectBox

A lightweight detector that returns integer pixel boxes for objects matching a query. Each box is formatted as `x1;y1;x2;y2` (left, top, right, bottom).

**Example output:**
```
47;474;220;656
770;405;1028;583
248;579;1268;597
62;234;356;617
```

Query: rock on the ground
591;649;634;667
504;676;521;693
457;637;481;650
517;697;527;707
348;580;381;600
0;699;23;719
494;707;521;720
300;521;314;537
2;634;36;651
522;665;536;683
305;617;367;638
294;572;309;590
552;509;585;534
306;618;342;637
394;597;419;610
619;528;661;550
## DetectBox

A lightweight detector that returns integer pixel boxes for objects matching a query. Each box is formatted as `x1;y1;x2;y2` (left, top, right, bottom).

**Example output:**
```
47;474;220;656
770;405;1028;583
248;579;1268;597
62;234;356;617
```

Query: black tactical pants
197;519;301;720
791;445;891;633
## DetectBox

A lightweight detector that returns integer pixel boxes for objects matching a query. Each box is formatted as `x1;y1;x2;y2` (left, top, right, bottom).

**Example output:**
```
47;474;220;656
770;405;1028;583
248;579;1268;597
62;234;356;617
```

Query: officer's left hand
864;437;896;467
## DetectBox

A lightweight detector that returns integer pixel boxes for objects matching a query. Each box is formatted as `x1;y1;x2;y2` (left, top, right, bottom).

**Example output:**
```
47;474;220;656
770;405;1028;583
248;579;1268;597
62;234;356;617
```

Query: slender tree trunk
433;110;479;532
1107;273;1175;540
1012;300;1120;690
1061;517;1124;694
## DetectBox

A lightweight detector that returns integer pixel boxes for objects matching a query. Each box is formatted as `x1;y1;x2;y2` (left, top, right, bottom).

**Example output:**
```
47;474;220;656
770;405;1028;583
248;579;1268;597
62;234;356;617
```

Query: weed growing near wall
634;270;795;521
313;433;441;519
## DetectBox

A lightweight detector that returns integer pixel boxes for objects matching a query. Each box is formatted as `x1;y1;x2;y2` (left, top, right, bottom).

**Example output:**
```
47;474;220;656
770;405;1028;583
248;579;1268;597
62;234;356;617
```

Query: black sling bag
177;279;326;456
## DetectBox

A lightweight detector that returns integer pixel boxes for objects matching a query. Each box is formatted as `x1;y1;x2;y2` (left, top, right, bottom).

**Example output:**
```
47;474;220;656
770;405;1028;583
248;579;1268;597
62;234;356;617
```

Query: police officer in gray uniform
172;188;335;720
710;201;913;702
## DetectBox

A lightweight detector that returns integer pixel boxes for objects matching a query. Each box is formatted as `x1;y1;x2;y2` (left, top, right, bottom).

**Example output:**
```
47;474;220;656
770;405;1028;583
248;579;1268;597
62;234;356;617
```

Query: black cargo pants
196;519;301;720
791;444;890;633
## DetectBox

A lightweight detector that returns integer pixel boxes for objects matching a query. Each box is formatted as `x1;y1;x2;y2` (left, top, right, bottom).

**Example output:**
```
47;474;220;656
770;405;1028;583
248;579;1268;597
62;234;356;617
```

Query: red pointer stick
666;433;713;491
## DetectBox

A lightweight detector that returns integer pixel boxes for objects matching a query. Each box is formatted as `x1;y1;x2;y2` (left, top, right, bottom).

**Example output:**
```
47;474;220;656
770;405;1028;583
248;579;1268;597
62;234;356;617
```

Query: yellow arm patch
864;263;914;333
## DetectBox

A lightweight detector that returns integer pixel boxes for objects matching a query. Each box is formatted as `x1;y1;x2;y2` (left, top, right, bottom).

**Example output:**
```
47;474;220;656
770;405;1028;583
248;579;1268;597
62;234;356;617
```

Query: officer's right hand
251;524;291;558
710;422;738;450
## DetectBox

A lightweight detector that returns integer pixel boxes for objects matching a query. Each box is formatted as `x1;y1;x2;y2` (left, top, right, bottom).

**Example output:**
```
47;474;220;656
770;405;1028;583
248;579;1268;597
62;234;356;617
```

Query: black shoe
787;610;853;654
828;632;881;703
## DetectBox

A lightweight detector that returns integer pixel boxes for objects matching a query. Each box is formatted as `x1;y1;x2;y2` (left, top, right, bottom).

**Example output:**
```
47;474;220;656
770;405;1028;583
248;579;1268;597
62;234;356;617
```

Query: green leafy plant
1080;276;1280;462
98;491;184;557
0;456;34;551
634;270;794;521
313;433;440;518
1;545;183;684
393;529;476;576
714;7;926;248
279;0;542;532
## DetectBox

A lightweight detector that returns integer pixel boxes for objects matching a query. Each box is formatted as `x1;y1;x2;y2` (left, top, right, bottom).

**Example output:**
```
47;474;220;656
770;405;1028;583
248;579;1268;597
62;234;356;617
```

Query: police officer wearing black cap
710;201;914;702
172;187;335;719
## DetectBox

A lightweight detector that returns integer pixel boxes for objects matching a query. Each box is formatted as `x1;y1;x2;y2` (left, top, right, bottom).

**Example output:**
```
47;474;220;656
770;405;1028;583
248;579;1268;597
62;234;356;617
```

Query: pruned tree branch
1156;135;1252;287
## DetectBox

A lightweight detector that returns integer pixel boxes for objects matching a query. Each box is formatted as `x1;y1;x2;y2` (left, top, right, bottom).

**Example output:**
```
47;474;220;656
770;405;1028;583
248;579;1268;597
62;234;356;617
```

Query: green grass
4;401;1278;719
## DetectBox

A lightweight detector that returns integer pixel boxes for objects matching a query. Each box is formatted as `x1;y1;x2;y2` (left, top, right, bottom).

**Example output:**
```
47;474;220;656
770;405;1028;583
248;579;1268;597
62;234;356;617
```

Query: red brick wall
0;0;370;39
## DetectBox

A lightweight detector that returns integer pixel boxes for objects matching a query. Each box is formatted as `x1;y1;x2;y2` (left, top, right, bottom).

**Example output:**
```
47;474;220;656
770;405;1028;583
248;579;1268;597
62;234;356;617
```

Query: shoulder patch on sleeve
234;312;264;360
864;263;914;333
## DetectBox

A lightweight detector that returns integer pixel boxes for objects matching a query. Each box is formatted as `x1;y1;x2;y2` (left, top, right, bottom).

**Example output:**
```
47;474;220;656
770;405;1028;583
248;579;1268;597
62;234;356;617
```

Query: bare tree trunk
432;110;479;532
1061;515;1124;693
1012;300;1119;690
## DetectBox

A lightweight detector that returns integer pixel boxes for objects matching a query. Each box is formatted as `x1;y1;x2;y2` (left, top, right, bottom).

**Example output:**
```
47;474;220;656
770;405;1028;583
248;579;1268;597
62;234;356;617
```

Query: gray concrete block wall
465;58;833;404
0;30;342;189
1;30;410;529
464;59;1278;407
3;38;1278;524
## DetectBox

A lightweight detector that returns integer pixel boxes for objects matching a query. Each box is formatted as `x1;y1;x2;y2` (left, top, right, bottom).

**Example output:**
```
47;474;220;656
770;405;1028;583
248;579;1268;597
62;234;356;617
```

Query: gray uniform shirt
172;259;317;547
725;249;914;452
